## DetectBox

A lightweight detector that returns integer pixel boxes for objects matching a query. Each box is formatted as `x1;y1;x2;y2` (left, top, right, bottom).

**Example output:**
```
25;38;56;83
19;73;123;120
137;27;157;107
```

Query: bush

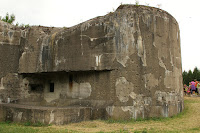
1;13;15;24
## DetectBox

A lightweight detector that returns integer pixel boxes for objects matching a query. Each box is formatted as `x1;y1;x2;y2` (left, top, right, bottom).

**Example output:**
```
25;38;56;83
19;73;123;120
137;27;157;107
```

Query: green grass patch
184;99;200;104
190;127;200;131
105;117;167;124
23;121;50;127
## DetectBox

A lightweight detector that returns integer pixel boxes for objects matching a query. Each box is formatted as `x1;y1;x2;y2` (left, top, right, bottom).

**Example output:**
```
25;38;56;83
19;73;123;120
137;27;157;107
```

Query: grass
0;96;200;132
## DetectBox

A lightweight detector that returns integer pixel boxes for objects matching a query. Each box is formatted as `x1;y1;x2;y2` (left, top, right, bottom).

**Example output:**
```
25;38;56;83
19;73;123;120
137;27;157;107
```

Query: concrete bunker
0;5;183;125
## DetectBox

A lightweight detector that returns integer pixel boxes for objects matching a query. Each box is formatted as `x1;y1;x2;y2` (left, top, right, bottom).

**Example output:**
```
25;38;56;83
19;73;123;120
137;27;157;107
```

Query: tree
1;13;15;24
182;70;188;85
196;71;200;81
182;67;200;85
187;70;193;85
193;67;199;80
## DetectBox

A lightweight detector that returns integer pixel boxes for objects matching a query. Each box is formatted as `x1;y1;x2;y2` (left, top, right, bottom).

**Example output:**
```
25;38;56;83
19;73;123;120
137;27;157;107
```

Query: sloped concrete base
0;103;96;125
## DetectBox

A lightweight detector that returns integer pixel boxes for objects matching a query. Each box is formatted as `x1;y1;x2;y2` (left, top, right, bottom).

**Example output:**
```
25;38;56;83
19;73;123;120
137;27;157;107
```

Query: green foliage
23;121;48;127
1;12;30;28
193;67;200;80
15;22;19;26
135;0;139;6
182;71;188;85
5;120;11;124
24;121;31;126
182;67;200;85
25;24;29;28
187;70;193;81
17;23;30;28
190;127;200;131
1;12;15;24
32;122;45;127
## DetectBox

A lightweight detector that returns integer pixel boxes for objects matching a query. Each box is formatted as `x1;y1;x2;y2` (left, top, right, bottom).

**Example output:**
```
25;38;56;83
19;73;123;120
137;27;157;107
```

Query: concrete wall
0;21;21;78
0;103;91;125
0;5;183;123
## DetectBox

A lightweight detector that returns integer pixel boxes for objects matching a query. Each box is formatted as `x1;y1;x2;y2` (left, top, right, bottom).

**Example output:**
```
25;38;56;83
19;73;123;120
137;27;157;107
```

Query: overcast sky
0;0;199;72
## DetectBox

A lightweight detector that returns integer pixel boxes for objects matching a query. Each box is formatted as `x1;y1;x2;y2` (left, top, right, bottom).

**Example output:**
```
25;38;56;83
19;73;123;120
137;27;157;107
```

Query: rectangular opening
69;74;73;89
49;83;54;92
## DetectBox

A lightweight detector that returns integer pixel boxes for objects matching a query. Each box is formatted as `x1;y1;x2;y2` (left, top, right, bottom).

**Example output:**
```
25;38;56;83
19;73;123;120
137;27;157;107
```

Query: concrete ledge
0;103;92;125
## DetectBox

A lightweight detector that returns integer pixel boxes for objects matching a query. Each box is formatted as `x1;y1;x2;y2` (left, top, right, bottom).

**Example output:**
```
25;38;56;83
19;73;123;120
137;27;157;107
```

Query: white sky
0;0;199;72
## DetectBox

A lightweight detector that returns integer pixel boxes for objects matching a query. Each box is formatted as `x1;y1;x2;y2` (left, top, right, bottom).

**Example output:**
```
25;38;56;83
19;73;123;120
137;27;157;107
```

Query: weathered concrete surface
0;103;91;125
0;22;21;78
0;4;183;124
